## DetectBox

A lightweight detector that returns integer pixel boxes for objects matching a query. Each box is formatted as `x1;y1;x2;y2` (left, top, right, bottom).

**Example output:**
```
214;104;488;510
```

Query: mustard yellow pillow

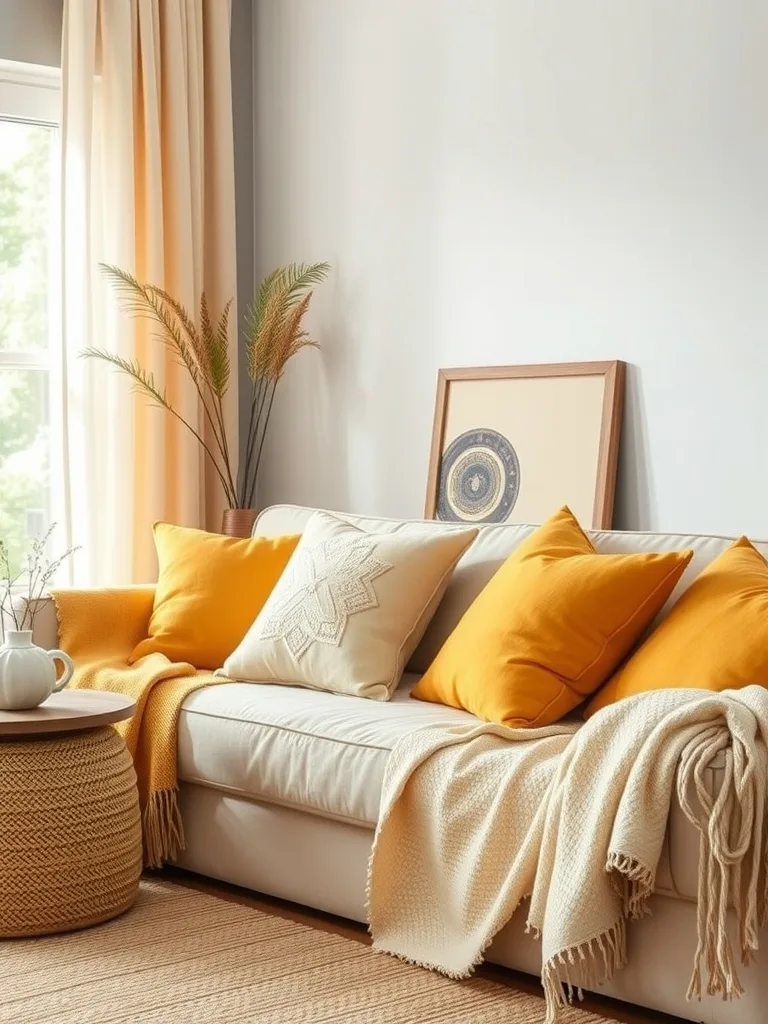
130;523;299;670
585;537;768;717
411;507;692;727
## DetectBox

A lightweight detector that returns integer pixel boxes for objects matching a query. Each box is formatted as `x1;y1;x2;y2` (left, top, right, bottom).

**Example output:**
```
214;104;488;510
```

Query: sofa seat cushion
177;675;479;828
176;676;704;906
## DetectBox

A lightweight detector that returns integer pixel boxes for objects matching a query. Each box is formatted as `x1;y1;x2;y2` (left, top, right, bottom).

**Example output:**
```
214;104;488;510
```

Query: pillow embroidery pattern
253;534;394;660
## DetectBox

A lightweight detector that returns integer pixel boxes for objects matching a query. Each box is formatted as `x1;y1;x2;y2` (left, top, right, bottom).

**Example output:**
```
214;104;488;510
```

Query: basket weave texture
0;725;142;937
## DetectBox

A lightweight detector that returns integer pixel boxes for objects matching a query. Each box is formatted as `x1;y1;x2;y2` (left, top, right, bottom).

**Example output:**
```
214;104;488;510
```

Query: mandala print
437;428;520;524
255;535;393;661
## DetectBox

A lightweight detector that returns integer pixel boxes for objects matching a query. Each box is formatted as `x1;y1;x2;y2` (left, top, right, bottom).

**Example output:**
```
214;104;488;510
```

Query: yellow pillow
585;537;768;717
411;507;692;727
130;523;300;670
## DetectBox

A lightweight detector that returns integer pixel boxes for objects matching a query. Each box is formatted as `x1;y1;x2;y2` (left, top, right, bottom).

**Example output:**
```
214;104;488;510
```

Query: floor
159;866;685;1024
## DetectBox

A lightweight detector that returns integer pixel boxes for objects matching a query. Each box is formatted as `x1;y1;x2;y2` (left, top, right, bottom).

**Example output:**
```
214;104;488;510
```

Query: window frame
0;59;60;123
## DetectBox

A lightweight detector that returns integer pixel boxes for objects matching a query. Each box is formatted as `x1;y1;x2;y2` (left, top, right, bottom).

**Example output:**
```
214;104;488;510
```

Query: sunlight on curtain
59;0;237;585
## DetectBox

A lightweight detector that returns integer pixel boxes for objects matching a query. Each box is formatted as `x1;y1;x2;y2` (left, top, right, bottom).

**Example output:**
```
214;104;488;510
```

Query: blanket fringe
541;917;627;1024
606;851;654;919
676;737;763;1005
685;827;744;1004
143;788;185;869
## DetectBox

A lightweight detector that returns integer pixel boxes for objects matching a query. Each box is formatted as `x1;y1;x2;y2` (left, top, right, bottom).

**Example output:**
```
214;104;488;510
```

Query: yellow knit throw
52;587;221;868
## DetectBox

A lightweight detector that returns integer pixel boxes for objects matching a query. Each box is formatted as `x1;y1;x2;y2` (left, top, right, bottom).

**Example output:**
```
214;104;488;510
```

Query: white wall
252;0;768;535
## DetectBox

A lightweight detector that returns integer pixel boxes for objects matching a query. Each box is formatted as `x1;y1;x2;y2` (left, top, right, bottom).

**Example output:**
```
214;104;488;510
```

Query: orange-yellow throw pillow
586;537;768;718
411;507;692;727
130;523;299;670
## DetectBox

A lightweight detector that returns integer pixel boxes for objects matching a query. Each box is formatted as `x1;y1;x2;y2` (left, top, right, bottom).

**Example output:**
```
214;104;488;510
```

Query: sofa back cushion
253;505;768;675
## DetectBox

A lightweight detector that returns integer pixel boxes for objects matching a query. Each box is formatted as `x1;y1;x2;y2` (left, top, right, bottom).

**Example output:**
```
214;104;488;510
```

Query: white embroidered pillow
221;511;477;700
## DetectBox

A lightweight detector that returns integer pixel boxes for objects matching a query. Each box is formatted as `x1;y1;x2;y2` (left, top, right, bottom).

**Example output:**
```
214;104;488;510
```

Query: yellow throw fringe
144;788;186;869
52;587;223;867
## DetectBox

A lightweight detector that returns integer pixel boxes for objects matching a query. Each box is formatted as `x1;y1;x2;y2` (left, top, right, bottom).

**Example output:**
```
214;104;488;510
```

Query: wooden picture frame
425;361;625;529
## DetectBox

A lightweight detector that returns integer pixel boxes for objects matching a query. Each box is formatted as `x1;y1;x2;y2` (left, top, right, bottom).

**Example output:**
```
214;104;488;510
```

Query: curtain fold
58;0;237;586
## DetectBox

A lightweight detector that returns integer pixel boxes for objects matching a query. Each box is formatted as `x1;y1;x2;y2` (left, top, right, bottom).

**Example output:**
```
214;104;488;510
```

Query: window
0;61;60;576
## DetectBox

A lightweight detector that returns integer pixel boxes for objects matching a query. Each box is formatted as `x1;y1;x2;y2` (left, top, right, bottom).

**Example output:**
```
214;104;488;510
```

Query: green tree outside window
0;122;53;577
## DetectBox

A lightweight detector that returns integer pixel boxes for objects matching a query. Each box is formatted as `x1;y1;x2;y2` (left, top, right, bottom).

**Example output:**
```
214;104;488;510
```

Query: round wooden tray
0;691;135;736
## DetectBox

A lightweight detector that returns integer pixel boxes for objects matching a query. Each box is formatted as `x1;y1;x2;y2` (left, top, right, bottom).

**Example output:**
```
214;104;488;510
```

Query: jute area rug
1;878;620;1023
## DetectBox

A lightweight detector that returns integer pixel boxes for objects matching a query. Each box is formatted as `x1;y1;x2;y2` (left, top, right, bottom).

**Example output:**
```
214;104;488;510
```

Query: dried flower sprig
82;261;329;510
0;525;79;633
241;262;330;508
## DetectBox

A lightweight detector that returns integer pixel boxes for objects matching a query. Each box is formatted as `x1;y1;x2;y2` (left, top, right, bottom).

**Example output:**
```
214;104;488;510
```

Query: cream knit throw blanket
367;686;768;1022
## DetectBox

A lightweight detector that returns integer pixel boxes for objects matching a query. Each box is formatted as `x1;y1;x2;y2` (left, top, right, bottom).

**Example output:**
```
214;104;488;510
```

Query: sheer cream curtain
58;0;238;585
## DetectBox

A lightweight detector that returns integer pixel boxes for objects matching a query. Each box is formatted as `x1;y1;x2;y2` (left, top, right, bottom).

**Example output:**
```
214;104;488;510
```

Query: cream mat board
0;878;622;1023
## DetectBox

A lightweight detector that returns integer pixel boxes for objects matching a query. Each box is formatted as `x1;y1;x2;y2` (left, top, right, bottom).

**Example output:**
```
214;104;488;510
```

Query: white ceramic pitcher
0;630;74;710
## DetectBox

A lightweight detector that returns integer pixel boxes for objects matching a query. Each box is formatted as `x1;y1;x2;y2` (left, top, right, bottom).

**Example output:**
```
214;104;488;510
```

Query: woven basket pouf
0;725;142;937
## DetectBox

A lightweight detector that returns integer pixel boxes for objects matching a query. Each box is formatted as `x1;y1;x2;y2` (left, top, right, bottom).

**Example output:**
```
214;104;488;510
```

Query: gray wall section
0;0;63;66
230;0;255;502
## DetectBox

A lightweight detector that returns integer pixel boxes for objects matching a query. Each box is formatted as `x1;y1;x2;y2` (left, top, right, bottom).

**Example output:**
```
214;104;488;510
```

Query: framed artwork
425;361;625;529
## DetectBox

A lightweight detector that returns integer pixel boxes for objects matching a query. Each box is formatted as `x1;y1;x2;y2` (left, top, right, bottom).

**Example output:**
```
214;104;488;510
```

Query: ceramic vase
0;631;74;710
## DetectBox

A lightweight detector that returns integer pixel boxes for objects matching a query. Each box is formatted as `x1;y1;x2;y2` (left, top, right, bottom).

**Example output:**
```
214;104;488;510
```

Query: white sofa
33;505;768;1024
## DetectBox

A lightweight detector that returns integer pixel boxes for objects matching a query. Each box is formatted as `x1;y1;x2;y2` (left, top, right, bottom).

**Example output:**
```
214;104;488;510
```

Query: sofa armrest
2;588;157;652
